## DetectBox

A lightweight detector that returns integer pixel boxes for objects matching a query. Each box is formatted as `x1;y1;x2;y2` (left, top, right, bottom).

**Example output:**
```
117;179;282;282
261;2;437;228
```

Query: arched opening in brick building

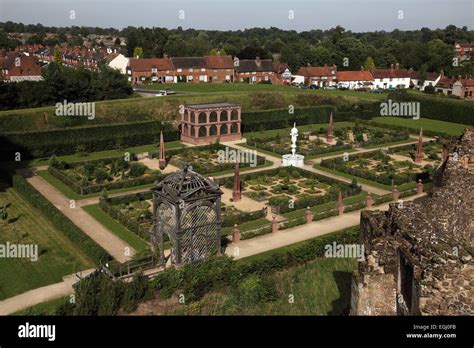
220;110;228;122
209;124;217;136
230;123;238;133
231;109;238;120
190;112;195;124
210;111;218;122
221;124;228;134
199;112;206;123
198;126;206;137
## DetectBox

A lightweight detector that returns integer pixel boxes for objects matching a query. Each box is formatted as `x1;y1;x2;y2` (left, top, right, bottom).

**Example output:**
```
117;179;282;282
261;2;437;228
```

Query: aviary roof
153;165;222;200
185;102;238;109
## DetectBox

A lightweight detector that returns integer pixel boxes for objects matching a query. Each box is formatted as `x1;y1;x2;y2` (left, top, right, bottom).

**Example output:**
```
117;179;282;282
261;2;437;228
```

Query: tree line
0;62;132;111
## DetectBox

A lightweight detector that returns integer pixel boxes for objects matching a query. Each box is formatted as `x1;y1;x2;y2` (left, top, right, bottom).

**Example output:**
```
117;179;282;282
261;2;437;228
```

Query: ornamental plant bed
320;150;433;187
246;124;408;159
222;167;361;214
153;143;266;175
48;155;165;195
99;190;267;240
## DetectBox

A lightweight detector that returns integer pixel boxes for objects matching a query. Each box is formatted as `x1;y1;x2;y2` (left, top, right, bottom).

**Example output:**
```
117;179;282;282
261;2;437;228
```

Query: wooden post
365;192;373;208
271;216;278;233
305;207;313;224
392;186;400;201
232;224;241;243
417;179;424;194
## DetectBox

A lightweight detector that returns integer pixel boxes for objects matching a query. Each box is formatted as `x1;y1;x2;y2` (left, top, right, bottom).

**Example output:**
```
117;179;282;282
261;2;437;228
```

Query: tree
133;47;144;59
114;37;121;46
363;56;376;70
209;48;227;56
53;45;62;64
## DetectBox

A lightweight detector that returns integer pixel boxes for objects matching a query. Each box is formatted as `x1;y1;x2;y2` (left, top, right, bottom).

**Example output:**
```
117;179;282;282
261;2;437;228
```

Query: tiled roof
129;58;174;71
336;70;374;81
437;77;456;89
273;63;290;74
203;55;233;69
237;59;273;72
371;69;412;79
296;66;335;77
171;57;207;69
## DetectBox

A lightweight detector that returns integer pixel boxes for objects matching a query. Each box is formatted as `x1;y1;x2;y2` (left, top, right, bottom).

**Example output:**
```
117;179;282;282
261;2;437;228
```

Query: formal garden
389;140;445;163
319;149;436;187
222;167;362;214
47;155;165;195
156;142;267;175
245;124;409;158
98;190;268;243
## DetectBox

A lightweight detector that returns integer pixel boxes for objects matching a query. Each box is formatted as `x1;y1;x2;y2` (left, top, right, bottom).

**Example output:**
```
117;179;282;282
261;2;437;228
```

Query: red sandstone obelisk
326;112;334;143
414;128;423;163
159;130;166;168
337;191;344;215
232;161;241;202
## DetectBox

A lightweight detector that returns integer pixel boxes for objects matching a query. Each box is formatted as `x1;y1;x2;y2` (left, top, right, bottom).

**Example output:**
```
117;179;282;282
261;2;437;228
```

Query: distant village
1;32;473;100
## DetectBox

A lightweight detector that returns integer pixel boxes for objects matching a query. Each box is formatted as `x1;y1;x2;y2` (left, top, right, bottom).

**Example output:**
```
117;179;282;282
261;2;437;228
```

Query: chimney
307;62;310;67
324;63;327;67
440;69;444;77
255;56;261;67
390;63;394;70
458;75;462;81
395;62;399;69
163;53;168;59
361;66;364;71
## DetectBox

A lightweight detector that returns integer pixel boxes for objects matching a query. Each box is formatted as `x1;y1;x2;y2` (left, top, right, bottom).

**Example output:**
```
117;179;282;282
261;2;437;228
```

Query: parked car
324;86;336;90
309;84;320;89
371;88;384;93
355;87;367;92
338;86;348;90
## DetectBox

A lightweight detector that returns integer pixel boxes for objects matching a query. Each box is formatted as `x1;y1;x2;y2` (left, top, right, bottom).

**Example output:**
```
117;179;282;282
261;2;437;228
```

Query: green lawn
36;170;154;200
171;256;357;315
28;141;183;167
372;117;468;136
82;204;149;252
0;188;94;300
13;296;69;316
221;218;270;236
313;163;416;191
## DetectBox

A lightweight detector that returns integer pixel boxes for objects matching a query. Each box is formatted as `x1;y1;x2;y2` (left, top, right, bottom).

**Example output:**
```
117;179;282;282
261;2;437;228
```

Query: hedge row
388;90;474;126
49;165;164;195
0;120;179;160
99;198;150;240
152;226;360;301
12;175;111;263
241;103;379;133
241;225;272;240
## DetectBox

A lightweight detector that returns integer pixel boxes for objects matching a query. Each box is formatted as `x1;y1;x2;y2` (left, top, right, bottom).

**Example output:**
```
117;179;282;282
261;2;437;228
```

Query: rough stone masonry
351;128;474;315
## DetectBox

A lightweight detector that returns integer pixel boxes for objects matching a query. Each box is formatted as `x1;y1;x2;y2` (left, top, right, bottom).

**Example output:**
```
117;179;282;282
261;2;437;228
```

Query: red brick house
454;41;473;61
336;70;374;89
452;77;474;100
0;52;42;81
236;57;275;83
273;63;292;84
295;64;337;87
171;55;234;83
127;57;175;84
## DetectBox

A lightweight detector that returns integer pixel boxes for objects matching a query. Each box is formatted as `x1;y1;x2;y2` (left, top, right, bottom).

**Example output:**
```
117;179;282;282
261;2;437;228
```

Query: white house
105;53;129;74
410;71;442;91
336;70;374;89
371;64;412;89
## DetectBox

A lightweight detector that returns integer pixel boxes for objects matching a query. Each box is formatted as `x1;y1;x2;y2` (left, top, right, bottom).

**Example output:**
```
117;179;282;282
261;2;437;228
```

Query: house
235;57;274;83
273;63;292;84
104;53;129;74
435;76;457;96
127;57;175;84
171;55;234;83
295;64;337;87
371;63;412;89
454;41;473;61
0;52;42;81
336;70;374;89
452;77;474;100
409;71;442;91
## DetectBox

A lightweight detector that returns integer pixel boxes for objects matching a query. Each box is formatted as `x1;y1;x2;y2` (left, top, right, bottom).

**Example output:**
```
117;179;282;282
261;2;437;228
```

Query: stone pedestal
282;153;305;167
338;192;344;215
417;180;424;194
366;193;373;208
392;186;400;201
271;216;279;233
232;224;241;243
305;207;313;224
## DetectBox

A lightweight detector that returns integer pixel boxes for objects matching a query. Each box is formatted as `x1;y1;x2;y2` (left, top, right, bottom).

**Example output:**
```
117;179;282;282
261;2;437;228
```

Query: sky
0;0;472;32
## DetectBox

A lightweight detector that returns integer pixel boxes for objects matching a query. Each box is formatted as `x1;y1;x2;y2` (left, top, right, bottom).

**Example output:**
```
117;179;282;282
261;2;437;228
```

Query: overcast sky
0;0;472;32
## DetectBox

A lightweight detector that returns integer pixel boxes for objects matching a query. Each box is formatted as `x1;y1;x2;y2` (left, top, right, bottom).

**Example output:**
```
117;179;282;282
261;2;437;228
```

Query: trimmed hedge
388;90;474;126
0;120;178;160
241;103;379;133
12;175;111;264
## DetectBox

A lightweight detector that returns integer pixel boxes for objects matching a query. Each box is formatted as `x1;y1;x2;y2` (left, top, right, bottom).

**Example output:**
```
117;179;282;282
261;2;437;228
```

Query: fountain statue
282;123;305;167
